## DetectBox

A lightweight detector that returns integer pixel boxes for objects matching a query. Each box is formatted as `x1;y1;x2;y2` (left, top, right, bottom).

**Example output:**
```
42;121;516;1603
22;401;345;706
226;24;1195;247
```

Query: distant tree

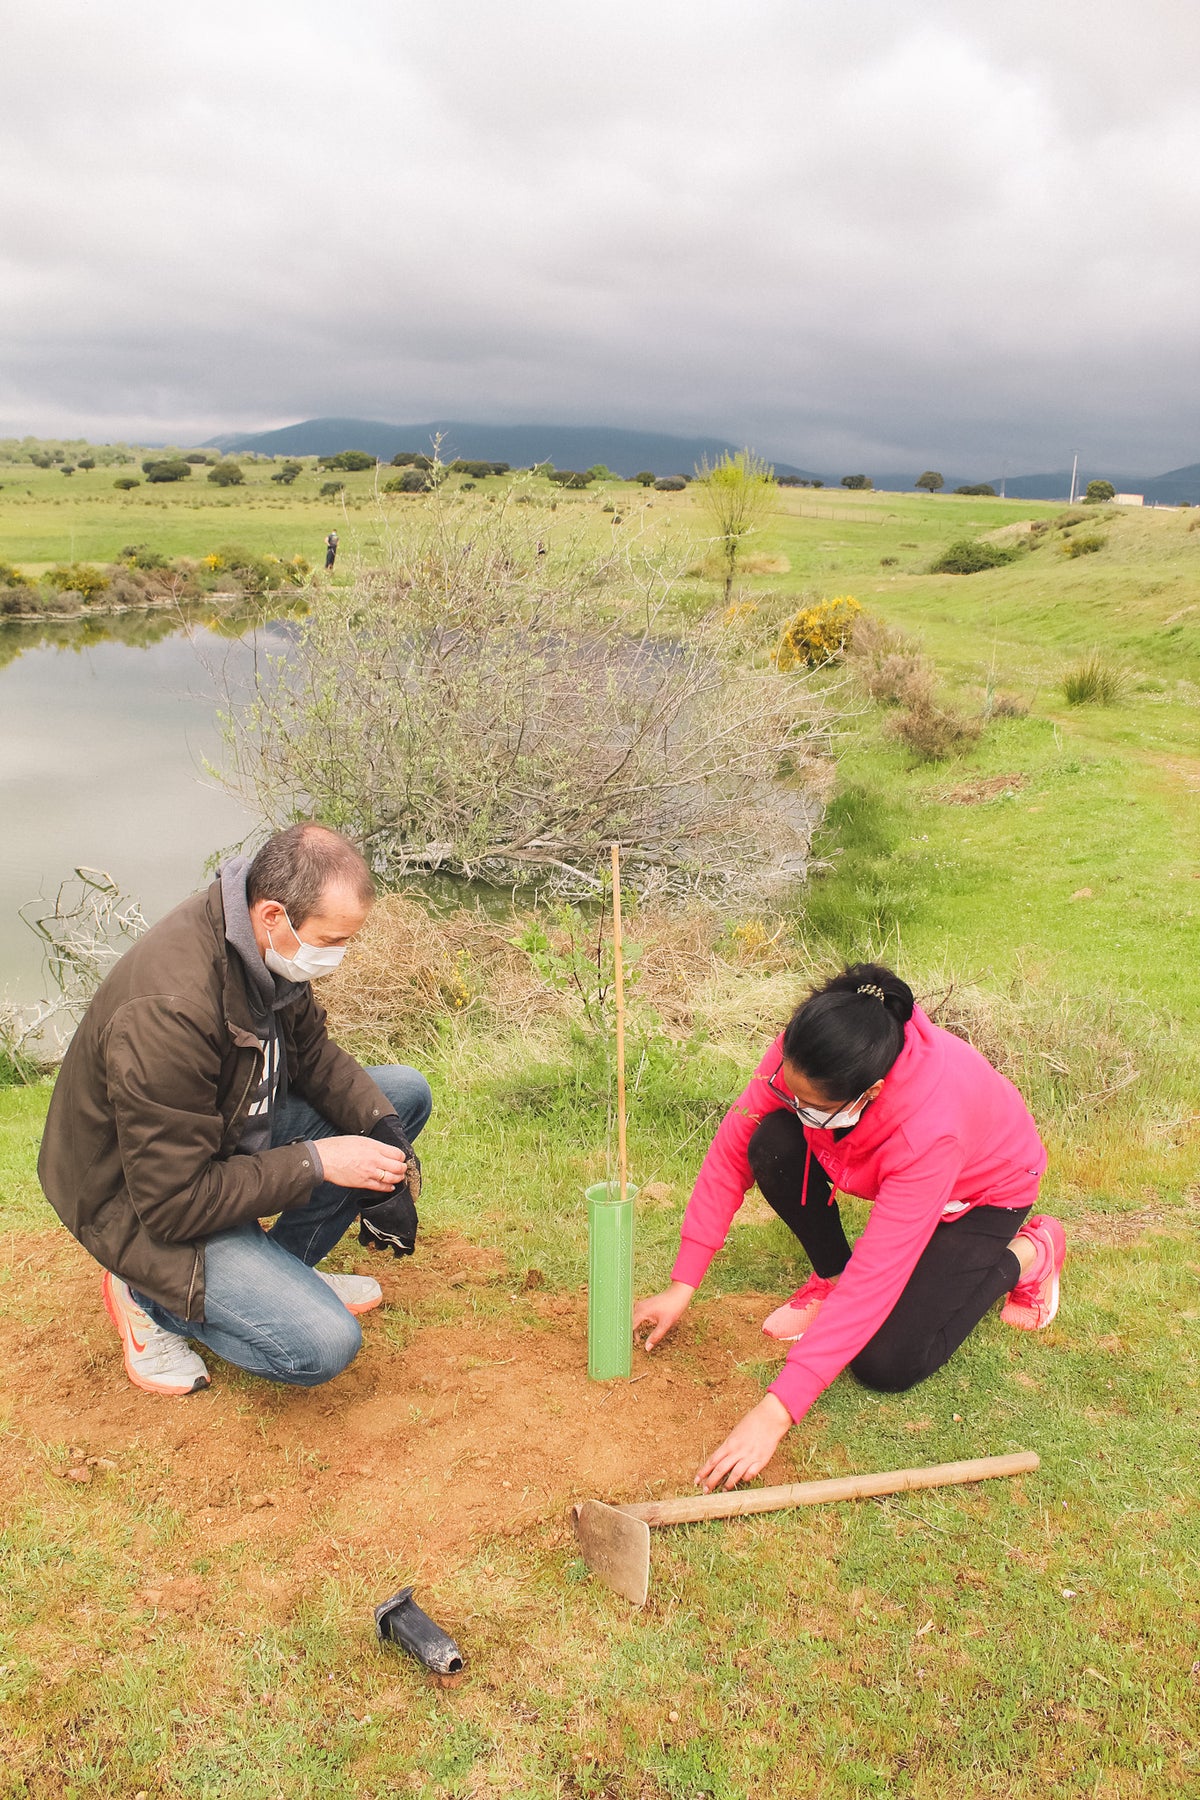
271;460;303;485
78;457;95;471
695;449;776;601
30;453;53;468
319;480;345;497
320;450;376;472
208;461;246;487
390;451;420;467
114;476;141;490
531;462;554;478
412;455;433;472
547;470;592;488
184;452;213;465
634;470;656;486
810;479;824;489
954;483;997;497
1084;480;1116;504
841;474;872;490
490;462;511;476
141;458;193;483
60;465;75;476
914;471;944;492
653;476;687;492
587;464;615;480
385;470;432;493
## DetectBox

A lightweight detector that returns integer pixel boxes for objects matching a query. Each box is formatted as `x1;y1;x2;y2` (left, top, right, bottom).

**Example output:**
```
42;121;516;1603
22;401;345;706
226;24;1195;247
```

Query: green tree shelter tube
586;1182;636;1379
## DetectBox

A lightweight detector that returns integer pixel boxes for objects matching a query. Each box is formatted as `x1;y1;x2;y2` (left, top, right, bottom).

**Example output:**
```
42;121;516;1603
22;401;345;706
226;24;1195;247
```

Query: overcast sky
3;1;1199;474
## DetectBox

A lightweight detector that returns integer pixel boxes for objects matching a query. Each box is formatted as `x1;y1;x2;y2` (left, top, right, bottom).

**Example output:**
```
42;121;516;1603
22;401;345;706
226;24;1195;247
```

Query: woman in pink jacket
633;963;1064;1493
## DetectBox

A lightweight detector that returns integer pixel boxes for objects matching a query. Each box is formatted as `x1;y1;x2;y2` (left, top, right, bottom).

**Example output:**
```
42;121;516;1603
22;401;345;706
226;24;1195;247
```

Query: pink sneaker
761;1272;839;1342
1000;1215;1066;1330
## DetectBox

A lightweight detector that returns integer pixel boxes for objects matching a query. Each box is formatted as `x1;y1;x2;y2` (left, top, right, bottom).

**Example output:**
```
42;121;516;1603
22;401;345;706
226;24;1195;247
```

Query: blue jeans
136;1064;432;1387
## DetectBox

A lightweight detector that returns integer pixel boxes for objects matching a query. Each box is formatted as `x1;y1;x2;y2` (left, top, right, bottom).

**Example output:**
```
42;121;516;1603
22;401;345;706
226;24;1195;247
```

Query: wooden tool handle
621;1451;1039;1527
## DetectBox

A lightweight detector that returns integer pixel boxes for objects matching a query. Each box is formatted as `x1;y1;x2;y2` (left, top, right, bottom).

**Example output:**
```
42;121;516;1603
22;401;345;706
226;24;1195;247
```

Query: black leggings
747;1110;1028;1394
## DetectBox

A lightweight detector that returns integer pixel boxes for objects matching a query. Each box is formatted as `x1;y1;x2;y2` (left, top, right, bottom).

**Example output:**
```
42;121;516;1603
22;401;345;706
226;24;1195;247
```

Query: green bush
271;461;303;485
653;476;686;492
1062;652;1126;705
841;474;872;490
1062;533;1106;559
1084;480;1115;504
634;470;656;486
118;544;170;570
184;452;214;464
914;471;944;491
141;458;193;484
930;538;1018;574
319;480;345;497
114;476;140;490
385;471;432;494
0;584;43;616
390;451;420;466
78;457;95;471
0;562;25;586
954;483;996;496
207;461;245;487
547;470;592;489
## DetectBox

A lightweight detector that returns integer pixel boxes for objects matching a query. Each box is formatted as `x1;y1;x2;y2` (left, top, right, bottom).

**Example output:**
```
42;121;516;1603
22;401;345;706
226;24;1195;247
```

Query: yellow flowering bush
774;595;861;670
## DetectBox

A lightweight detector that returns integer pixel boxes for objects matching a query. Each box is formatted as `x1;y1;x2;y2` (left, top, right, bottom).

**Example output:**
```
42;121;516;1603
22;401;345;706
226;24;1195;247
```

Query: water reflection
0;606;298;1004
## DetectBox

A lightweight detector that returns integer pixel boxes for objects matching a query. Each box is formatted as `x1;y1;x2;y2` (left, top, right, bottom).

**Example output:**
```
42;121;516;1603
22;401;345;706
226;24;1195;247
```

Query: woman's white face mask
794;1093;871;1130
264;909;347;983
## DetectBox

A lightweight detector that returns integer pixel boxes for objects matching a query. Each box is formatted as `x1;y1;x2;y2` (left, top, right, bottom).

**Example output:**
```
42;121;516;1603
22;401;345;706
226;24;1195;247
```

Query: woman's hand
632;1281;696;1351
695;1394;792;1492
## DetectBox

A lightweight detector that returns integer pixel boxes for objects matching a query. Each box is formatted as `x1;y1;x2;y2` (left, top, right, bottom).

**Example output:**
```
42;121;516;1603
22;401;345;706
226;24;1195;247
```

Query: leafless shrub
886;695;983;761
20;868;148;1039
846;613;934;708
220;492;839;899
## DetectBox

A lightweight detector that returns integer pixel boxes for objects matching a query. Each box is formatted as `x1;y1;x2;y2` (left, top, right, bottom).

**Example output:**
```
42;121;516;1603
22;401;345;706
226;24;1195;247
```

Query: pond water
0;611;285;1007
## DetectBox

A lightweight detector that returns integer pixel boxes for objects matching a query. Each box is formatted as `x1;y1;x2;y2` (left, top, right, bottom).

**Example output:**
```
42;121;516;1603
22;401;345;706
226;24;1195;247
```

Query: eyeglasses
765;1060;869;1129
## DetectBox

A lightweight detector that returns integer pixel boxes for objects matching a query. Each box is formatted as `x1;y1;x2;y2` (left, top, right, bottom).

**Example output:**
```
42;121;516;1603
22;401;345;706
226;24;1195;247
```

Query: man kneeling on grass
39;823;431;1397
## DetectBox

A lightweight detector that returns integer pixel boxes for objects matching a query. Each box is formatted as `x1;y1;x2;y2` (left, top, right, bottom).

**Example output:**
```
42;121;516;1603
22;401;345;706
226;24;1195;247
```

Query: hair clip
856;983;886;1001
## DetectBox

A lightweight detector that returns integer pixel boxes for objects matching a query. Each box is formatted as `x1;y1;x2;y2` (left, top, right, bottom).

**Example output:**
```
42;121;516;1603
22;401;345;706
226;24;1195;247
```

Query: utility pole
1069;451;1079;506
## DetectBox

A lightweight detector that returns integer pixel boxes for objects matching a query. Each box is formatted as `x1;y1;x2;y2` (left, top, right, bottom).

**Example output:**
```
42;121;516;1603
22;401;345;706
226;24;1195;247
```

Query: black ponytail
781;962;914;1099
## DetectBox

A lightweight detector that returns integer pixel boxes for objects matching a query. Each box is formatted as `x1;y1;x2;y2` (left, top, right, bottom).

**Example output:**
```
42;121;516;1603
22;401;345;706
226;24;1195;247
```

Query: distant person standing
325;529;339;571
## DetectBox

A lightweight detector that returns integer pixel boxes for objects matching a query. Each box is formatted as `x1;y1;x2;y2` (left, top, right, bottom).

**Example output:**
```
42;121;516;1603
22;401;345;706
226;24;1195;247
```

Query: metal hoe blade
573;1500;651;1608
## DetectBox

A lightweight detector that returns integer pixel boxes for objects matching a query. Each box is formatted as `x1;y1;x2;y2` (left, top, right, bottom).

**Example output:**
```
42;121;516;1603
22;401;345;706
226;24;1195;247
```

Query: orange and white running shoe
1000;1215;1066;1331
761;1271;840;1342
315;1269;383;1316
102;1271;210;1396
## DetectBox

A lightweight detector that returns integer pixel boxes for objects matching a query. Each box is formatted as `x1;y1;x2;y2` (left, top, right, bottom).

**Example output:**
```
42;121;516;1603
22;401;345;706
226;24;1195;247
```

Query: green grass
2;479;1200;1795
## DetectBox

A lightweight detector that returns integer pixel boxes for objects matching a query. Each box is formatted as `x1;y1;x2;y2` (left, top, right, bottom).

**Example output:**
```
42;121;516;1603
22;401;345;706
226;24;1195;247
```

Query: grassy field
1;472;1198;1797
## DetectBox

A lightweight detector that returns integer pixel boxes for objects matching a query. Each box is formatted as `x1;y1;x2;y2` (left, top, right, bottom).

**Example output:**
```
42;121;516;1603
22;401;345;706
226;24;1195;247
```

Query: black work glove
358;1116;421;1258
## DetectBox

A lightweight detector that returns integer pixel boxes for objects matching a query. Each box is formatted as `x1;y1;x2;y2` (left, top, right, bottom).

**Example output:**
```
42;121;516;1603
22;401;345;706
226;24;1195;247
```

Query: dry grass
323;893;820;1061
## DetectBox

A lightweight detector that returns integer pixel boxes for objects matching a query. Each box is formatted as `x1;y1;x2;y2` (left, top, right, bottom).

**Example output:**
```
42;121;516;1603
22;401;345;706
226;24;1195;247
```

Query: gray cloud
2;0;1199;474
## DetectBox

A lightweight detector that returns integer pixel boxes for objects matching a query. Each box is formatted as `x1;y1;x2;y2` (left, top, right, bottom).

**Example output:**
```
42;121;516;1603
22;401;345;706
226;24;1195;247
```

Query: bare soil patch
0;1228;776;1584
937;772;1029;805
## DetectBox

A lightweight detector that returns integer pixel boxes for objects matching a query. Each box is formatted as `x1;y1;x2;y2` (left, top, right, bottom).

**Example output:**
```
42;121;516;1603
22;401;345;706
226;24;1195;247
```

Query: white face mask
264;909;347;983
795;1092;871;1131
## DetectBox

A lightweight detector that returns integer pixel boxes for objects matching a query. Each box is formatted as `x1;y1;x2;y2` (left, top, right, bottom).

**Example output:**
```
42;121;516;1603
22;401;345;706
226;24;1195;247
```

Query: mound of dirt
0;1228;784;1582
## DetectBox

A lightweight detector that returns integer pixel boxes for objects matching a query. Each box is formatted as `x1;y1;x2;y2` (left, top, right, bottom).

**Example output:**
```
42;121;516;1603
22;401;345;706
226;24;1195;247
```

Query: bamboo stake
611;842;627;1204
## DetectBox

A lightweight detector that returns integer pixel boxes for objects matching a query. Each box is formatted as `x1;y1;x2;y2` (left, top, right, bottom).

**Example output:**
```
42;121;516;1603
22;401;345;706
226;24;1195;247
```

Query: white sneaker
316;1269;383;1316
102;1271;210;1396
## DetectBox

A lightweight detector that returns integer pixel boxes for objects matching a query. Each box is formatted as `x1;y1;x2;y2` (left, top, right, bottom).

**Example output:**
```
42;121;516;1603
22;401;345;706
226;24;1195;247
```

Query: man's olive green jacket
38;880;392;1321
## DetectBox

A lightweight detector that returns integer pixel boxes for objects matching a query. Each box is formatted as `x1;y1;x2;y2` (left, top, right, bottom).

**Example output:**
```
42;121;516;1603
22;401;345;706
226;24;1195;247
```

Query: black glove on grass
358;1115;421;1258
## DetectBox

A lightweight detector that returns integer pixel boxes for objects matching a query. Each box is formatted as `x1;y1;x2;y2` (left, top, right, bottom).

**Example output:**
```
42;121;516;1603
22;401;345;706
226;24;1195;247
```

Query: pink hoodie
672;1006;1047;1422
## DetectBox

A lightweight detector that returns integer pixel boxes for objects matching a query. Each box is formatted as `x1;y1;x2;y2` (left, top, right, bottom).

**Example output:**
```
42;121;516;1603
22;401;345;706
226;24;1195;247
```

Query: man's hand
632;1281;696;1351
695;1394;792;1492
316;1135;408;1194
